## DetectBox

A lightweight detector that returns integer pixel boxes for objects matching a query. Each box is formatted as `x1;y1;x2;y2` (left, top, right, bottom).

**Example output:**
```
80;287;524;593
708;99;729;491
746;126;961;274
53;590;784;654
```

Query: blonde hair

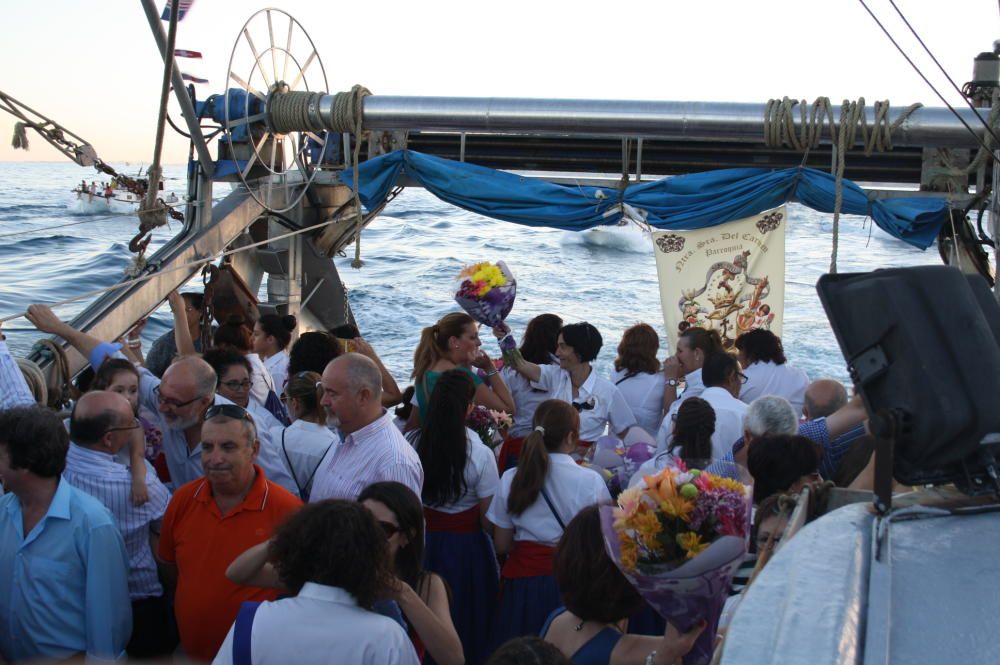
411;312;476;386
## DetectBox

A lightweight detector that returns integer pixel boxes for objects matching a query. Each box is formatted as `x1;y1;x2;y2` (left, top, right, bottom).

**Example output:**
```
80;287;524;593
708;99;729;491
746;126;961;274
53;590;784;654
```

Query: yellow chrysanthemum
659;495;694;521
620;537;639;571
676;532;710;559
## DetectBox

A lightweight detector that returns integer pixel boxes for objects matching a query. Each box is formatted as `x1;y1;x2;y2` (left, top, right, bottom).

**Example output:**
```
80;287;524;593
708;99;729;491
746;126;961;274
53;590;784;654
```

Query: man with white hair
310;353;423;500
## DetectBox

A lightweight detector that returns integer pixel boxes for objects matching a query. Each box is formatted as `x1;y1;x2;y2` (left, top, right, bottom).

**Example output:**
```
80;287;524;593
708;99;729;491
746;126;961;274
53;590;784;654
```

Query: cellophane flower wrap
600;460;752;665
454;261;516;328
466;405;512;449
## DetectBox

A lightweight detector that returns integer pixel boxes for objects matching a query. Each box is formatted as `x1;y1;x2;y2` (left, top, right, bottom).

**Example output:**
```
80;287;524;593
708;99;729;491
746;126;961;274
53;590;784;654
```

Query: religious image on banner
652;206;786;350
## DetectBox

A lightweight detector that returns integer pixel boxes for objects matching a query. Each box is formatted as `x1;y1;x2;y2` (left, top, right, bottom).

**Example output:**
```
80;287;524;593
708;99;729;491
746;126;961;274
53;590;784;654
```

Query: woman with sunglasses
268;371;337;501
226;483;464;665
416;369;501;665
495;322;636;460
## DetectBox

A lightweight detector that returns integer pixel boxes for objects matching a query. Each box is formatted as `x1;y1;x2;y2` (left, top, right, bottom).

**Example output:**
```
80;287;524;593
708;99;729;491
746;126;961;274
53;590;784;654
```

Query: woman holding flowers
486;400;613;649
417;369;501;665
542;505;704;665
496;313;563;472
411;312;516;427
496;322;636;457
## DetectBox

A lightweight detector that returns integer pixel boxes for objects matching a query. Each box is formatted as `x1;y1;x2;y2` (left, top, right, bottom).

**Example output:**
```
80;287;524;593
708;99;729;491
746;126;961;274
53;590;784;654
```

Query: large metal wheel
224;8;329;213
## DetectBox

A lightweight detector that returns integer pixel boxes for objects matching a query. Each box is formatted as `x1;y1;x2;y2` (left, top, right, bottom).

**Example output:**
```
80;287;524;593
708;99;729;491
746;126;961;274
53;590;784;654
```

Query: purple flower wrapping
453;261;517;327
600;507;747;665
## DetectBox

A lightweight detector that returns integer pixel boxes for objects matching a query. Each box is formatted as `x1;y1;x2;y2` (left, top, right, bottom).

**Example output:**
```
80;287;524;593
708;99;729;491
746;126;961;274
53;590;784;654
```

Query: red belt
423;505;480;533
502;541;556;579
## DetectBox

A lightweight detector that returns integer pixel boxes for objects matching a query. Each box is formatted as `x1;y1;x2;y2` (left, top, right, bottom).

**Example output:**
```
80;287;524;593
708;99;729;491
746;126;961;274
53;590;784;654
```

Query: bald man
802;379;848;420
63;391;174;658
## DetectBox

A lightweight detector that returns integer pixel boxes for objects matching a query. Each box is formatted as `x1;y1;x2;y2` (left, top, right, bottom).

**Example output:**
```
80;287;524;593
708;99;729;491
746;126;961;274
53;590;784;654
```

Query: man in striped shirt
62;390;174;658
310;353;423;501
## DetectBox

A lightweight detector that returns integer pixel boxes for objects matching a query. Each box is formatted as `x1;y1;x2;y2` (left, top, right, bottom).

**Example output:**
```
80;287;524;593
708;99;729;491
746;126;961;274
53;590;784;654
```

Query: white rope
765;97;922;273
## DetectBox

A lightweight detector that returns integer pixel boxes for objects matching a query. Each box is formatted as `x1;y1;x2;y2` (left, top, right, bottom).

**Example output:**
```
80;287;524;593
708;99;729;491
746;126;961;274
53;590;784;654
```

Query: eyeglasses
154;385;204;409
104;417;142;434
219;379;252;392
377;520;400;538
205;403;255;423
738;373;749;385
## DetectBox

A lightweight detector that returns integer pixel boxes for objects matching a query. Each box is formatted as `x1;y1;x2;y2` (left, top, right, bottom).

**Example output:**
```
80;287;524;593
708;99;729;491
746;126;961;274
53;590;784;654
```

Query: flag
181;73;208;84
174;49;202;59
652;206;787;350
161;0;194;21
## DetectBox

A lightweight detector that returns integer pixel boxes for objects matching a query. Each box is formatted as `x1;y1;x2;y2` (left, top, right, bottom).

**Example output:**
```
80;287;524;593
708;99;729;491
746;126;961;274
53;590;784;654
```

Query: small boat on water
71;185;179;214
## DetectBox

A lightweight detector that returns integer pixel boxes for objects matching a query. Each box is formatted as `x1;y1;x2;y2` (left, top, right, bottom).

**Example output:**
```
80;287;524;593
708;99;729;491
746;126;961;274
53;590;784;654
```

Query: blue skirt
424;530;500;665
487;574;562;656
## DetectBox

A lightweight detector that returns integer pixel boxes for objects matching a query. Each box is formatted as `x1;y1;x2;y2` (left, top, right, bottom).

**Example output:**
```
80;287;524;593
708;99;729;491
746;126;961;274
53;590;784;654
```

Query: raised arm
493;325;541;383
25;304;105;362
393;574;464;665
225;540;283;589
471;350;516;415
168;292;196;357
824;393;867;440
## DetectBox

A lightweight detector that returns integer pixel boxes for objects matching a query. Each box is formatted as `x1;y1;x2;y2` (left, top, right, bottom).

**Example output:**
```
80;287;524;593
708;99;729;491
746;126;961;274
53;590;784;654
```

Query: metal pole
993;149;1000;302
138;0;215;177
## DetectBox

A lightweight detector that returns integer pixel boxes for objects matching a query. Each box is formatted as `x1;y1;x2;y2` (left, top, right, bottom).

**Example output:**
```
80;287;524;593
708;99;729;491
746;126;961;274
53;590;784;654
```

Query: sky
1;0;997;165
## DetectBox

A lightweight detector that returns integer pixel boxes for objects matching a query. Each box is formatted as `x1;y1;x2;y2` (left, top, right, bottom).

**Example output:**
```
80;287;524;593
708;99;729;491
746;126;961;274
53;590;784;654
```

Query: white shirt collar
296;582;360;606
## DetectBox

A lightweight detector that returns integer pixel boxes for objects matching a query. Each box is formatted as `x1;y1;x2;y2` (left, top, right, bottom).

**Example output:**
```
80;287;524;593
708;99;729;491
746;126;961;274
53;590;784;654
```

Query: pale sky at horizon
1;0;997;166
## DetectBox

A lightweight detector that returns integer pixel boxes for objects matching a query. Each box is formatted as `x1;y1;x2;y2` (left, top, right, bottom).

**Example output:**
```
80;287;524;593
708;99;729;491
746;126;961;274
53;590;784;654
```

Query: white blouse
609;369;665;438
533;364;637;441
739;360;809;415
262;350;290;394
501;365;557;437
487;453;611;544
423;428;500;514
269;419;339;498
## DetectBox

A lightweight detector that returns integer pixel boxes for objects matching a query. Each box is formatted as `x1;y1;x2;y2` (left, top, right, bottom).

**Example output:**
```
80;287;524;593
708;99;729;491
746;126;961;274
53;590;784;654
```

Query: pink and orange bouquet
467;405;512;449
454;261;516;328
601;460;751;665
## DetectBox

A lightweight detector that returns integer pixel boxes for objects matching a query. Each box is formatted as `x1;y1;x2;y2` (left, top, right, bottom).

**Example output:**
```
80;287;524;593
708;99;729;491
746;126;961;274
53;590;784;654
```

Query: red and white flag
181;73;208;84
174;49;202;59
161;0;195;21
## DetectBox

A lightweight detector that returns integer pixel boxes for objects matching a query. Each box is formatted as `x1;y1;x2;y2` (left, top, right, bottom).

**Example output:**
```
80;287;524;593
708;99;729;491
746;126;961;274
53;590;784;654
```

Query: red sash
497;435;526;474
423;505;480;534
501;541;556;579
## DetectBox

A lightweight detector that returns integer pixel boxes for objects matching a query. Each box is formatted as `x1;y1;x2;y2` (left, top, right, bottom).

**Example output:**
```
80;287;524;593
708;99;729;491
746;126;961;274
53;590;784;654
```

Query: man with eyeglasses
158;403;301;662
62;390;174;658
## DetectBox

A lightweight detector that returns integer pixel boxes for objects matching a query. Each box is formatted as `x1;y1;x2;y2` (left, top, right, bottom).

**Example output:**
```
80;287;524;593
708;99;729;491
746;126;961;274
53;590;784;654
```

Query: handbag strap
281;428;332;501
233;601;262;665
540;486;566;532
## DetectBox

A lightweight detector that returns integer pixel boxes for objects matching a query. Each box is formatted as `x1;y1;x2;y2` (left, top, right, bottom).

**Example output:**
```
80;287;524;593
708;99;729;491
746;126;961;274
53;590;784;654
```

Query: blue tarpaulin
338;150;948;249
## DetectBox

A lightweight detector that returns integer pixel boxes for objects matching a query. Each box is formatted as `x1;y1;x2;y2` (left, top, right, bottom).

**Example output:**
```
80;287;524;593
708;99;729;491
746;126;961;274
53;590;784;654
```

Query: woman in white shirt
734;329;809;414
212;316;277;408
611;323;668;438
497;322;636;458
269;371;337;501
416;369;500;665
252;314;297;393
486;399;612;650
497;313;563;472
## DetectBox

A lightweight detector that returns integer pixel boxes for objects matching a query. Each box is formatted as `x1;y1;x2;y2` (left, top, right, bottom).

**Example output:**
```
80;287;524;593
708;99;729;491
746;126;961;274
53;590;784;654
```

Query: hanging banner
652;206;786;350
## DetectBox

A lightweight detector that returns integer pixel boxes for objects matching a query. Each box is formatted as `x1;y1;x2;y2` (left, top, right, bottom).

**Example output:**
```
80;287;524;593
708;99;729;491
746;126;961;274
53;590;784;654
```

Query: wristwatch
665;377;680;387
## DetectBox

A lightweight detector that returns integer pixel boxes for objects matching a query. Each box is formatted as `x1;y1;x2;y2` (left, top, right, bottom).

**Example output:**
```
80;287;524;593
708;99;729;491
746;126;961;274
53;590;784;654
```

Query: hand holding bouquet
467;405;512;450
454;261;516;328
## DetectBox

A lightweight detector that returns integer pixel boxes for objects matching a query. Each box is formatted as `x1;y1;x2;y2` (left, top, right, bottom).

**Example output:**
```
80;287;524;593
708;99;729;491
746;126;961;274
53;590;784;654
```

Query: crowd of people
0;293;876;665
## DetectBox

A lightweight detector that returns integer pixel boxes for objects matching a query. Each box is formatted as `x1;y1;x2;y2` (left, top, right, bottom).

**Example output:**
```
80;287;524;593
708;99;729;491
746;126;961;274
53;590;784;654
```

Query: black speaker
817;266;1000;492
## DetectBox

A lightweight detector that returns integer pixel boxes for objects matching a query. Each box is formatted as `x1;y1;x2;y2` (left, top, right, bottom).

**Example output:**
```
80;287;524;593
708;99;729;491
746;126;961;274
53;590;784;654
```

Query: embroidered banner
652;206;786;350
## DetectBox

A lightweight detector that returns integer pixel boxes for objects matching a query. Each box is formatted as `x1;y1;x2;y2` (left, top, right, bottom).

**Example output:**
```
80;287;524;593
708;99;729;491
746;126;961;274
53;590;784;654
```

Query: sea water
0;161;943;388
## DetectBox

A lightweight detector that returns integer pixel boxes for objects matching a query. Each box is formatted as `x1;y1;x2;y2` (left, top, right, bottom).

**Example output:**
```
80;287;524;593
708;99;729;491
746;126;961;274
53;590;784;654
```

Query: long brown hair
507;399;580;516
680;327;724;357
614;323;661;375
412;312;476;385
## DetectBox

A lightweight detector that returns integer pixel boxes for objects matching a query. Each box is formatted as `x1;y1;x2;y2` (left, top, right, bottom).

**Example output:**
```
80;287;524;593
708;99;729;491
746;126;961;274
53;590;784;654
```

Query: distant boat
70;186;179;214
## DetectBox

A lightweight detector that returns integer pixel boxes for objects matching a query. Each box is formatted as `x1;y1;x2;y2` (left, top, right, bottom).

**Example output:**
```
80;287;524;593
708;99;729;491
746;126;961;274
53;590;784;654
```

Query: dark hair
288;331;342;376
560;322;602;364
357;482;428;593
269;500;392;606
202;348;253;384
329;323;360;339
418;370;475;507
519;314;563;365
679;327;724;357
747;434;822;503
614;323;661;375
394;386;415;421
554;505;643;623
669;396;716;462
182;292;205;311
735;329;787;365
284;371;323;420
0;406;69;477
508;400;579;516
90;358;139;392
69;402;121;447
412;312;476;383
213;315;252;353
485;637;571;665
702;352;740;388
257;314;297;350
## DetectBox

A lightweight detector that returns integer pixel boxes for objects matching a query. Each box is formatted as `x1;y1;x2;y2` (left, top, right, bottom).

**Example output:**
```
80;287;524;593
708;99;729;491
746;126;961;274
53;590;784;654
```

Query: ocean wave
561;224;652;254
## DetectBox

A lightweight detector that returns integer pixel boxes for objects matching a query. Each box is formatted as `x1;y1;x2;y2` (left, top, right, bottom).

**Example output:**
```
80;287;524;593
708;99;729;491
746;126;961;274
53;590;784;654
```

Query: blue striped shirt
722;417;867;479
0;340;36;411
63;442;171;600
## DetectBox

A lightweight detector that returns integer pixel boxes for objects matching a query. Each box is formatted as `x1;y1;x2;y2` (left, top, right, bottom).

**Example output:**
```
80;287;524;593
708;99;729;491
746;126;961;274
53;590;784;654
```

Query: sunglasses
377;520;400;538
205;403;255;423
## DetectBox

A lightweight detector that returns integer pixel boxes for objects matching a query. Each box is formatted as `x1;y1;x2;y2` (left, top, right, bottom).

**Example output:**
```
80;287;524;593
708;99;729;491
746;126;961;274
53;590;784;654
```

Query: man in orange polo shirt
158;404;301;662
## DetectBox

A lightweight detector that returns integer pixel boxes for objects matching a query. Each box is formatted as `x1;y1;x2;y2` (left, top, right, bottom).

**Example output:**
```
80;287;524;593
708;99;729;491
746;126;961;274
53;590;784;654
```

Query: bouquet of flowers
584;435;656;498
454;261;516;328
467;405;512;450
601;460;752;665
